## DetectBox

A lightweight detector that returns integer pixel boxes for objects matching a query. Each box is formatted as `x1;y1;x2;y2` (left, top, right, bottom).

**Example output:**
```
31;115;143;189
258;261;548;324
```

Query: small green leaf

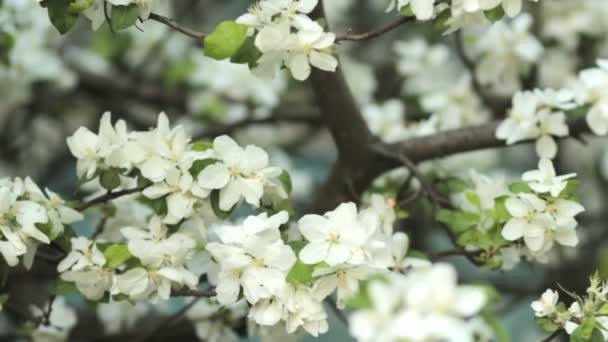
399;5;413;16
204;21;249;60
53;279;78;295
191;141;214;152
492;196;511;222
43;0;80;34
465;191;481;209
482;311;509;342
446;177;470;193
68;0;94;13
189;159;218;177
432;9;451;31
509;182;532;194
536;317;560;332
0;294;8;306
103;244;132;269
598;302;608;315
0;32;15;66
484;6;505;22
100;169;121;191
287;260;314;284
111;4;140;31
230;36;262;68
278;170;292;195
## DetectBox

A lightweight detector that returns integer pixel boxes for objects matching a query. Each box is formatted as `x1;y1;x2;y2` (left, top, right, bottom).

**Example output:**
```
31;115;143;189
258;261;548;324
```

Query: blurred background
1;0;608;340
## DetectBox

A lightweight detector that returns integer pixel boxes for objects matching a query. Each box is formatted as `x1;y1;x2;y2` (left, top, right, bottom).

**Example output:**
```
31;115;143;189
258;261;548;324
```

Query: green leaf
43;0;80;34
230;36;262;68
465;191;481;209
204;21;249;60
492;196;511;222
536;317;560;332
571;317;596;341
211;190;233;220
399;5;413;16
278;170;292;195
111;4;140;31
67;0;94;13
598;302;608;315
509;182;532;194
103;244;132;269
482;311;509;342
589;328;605;342
432;9;451;31
0;32;15;66
436;209;479;233
189;159;218;177
597;250;608;280
100;168;121;191
484;6;505;22
52;279;78;295
0;293;9;306
287;260;314;284
446;177;470;193
191;141;214;152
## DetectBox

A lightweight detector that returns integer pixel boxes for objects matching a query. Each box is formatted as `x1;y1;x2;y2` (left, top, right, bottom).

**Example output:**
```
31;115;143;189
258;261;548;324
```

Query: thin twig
453;31;509;117
78;187;145;212
541;329;564;342
171;287;217;298
148;13;206;40
133;298;201;342
430;248;482;261
336;17;414;42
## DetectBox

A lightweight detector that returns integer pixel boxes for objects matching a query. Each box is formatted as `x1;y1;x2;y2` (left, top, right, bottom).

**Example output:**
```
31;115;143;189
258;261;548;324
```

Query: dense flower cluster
349;264;488;342
237;0;338;81
497;60;608;158
0;177;82;268
532;273;608;339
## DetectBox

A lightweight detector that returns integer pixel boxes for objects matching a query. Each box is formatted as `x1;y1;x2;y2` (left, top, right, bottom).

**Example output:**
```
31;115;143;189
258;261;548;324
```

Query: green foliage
41;0;80;34
482;311;509;342
536;317;561;332
0;32;15;66
432;8;451;31
597;249;608;280
436;209;479;233
67;0;94;13
278;170;293;195
103;244;132;269
445;177;471;193
204;21;249;60
111;4;140;31
508;182;532;194
53;279;78;295
230;36;262;68
571;317;597;342
191;140;214;152
484;6;505;22
100;168;121;191
189;159;218;177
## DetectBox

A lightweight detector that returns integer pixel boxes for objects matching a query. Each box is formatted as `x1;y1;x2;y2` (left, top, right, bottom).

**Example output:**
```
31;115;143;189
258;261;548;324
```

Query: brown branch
148;13;206;40
171;287;217;298
335;16;414;42
133;298;201;342
430;248;482;261
78;187;145;212
393;117;590;163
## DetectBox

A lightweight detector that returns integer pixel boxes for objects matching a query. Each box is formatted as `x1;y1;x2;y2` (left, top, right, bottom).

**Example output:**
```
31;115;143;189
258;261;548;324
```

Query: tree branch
148;13;206;40
335;16;414;42
78;187;145;212
171;287;217;298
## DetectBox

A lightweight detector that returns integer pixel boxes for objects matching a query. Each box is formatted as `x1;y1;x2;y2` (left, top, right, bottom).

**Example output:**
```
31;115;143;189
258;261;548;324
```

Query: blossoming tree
0;0;607;341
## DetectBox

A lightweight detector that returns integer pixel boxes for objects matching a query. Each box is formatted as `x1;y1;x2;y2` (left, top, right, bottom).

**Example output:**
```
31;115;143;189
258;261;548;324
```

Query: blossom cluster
497;60;608;158
532;273;608;339
0;177;82;268
441;158;584;268
349;264;489;342
387;0;540;30
205;194;432;337
67;112;287;224
236;0;338;81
